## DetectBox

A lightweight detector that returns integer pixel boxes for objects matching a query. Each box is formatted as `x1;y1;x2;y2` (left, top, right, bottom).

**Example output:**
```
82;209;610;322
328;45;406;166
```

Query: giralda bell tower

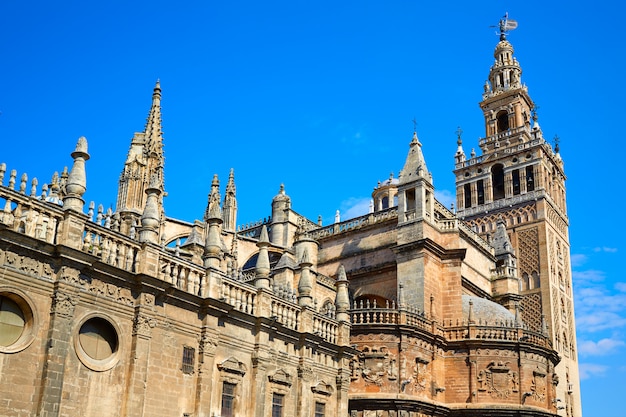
453;15;581;417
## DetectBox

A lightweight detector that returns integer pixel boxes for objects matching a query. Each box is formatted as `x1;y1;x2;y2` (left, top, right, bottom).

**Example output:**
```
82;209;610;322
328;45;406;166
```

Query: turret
397;131;434;224
490;218;520;312
270;184;291;246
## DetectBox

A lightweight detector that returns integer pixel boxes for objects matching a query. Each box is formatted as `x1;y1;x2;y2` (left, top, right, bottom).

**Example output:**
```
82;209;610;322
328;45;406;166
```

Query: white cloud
615;282;626;293
570;253;587;267
435;189;455;210
579;363;608;380
578;338;625;356
572;269;605;283
593;247;618;253
576;311;626;333
339;197;371;220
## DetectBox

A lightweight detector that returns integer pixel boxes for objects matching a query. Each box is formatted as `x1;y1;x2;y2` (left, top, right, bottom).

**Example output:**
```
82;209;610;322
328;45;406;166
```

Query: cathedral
0;17;581;417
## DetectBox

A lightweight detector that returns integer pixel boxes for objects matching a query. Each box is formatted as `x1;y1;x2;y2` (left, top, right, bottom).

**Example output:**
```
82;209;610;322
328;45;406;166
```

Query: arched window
521;273;530;291
464;184;472;208
491;164;505;200
496;111;509;133
381;196;389;210
532;271;540;289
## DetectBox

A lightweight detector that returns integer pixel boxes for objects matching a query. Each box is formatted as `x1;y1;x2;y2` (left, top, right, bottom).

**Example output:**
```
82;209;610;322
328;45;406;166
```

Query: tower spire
116;81;166;235
222;168;237;231
399;131;431;184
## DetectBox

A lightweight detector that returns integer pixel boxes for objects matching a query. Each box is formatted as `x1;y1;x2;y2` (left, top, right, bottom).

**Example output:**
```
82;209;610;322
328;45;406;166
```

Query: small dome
379;178;399;187
462;295;516;324
272;183;290;202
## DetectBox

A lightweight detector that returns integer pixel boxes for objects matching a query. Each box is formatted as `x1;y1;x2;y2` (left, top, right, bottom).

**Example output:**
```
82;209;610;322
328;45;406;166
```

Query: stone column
194;326;219;417
36;284;78;417
121;295;156;417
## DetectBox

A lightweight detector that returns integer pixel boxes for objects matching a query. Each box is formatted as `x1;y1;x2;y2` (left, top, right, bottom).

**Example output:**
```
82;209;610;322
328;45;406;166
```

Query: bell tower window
496;110;509;133
464;184;472;208
492;164;505;200
526;166;535;191
512;169;520;195
477;180;485;205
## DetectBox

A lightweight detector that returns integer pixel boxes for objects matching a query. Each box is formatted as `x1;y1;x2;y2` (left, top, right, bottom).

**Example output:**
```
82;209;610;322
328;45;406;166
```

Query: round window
79;317;118;360
75;315;121;371
0;291;36;353
0;295;26;346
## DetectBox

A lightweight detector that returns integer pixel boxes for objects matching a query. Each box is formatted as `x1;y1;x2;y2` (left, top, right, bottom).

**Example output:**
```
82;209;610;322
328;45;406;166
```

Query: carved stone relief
218;357;247;376
530;367;547;401
358;347;396;386
133;314;157;338
477;361;519;399
51;291;77;318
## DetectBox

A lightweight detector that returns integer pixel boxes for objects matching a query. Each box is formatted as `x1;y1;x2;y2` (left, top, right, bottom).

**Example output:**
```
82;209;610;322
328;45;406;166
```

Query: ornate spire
116;82;166;235
223;168;237;231
145;80;163;156
485;16;522;98
205;174;221;221
454;126;466;164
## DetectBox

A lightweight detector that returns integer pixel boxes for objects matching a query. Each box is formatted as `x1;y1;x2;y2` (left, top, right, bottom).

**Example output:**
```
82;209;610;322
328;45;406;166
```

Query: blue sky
0;1;623;415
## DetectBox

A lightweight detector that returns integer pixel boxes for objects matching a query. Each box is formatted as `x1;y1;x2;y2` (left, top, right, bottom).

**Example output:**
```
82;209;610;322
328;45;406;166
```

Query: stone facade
0;18;579;417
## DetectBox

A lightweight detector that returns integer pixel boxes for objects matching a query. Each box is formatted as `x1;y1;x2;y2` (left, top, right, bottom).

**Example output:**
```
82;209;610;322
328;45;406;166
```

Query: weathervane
493;12;518;40
412;117;418;133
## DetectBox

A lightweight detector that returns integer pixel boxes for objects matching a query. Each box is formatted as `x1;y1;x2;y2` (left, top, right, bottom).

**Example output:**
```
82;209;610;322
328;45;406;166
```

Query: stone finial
138;174;162;244
204;174;222;221
297;248;313;307
254;225;271;289
63;136;90;212
335;265;350;322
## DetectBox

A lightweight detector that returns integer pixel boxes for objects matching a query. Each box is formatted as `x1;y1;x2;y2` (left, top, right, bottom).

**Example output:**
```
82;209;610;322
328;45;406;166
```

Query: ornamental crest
359;347;395;386
477;361;519;399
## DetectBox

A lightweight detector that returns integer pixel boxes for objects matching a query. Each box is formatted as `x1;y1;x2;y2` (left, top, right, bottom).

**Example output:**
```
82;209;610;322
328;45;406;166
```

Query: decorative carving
359;348;394;386
311;380;334;396
133;314;156;338
411;358;430;393
298;363;314;382
51;292;77;317
530;367;547;401
19;256;39;275
198;332;218;357
477;361;519;399
268;369;292;387
142;293;155;306
218;357;247;376
58;266;82;285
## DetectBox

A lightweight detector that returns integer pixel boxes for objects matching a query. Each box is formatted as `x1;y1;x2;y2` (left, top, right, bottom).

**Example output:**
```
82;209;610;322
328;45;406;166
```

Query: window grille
314;402;325;417
181;346;195;374
221;382;236;417
271;393;284;417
